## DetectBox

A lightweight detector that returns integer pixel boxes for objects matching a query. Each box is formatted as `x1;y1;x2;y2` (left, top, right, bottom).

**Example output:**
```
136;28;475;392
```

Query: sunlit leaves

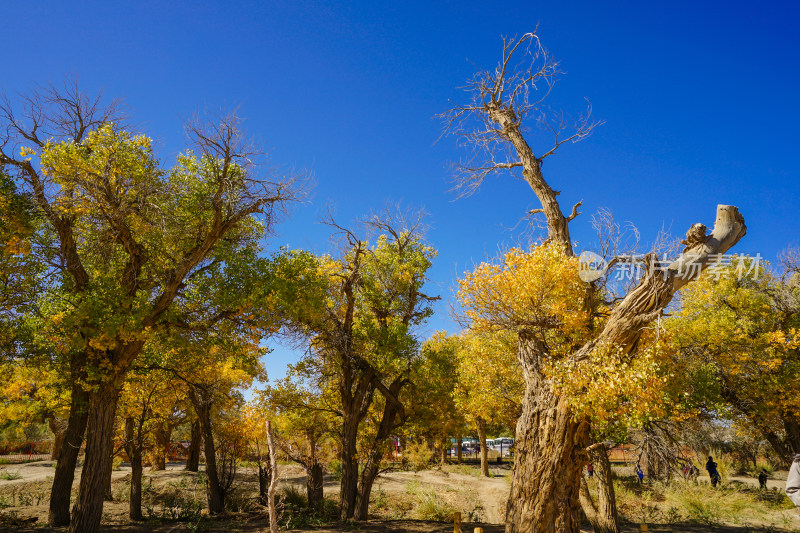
457;242;589;358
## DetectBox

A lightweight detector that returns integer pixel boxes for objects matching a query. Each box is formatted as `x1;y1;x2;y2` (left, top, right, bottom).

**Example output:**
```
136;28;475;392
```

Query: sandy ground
0;460;185;487
1;461;798;532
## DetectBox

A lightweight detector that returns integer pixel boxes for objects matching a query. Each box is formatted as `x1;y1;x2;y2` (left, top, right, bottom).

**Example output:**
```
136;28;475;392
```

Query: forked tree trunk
476;417;489;477
186;420;201;471
189;388;225;514
49;357;89;527
353;378;405;521
69;382;121;533
580;444;619;533
505;334;590;533
505;206;746;533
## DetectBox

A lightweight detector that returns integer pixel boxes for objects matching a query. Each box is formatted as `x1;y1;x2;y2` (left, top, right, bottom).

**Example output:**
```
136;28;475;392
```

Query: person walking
634;462;644;484
587;463;594;477
787;454;800;506
758;468;769;489
706;456;720;487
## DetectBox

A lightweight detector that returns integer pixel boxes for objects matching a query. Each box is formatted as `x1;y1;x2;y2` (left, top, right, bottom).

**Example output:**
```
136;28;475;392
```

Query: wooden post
453;511;461;533
640;524;648;532
473;528;483;533
266;420;279;533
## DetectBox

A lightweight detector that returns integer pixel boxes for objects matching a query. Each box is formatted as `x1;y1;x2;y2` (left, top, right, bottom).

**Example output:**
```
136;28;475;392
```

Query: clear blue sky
4;1;798;381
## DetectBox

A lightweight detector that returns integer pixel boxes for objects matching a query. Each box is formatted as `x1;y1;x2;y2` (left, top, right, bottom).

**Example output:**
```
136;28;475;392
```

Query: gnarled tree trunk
505;334;591;533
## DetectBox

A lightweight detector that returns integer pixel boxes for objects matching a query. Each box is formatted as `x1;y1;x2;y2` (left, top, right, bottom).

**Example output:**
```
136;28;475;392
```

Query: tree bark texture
354;378;405;520
186;420;201;471
48;356;89;527
48;417;66;461
579;444;620;533
307;462;324;511
189;388;225;514
505;334;590;533
340;411;360;519
124;417;144;521
152;423;170;470
104;451;114;501
258;458;271;505
266;420;279;533
477;417;489;477
69;383;121;533
506;207;746;533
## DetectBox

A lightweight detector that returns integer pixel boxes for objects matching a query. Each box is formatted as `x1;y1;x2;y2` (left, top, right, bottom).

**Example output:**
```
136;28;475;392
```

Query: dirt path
0;460;186;488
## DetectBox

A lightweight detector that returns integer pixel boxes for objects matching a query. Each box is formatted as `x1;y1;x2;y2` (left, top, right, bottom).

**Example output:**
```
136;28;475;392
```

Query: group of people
593;453;800;507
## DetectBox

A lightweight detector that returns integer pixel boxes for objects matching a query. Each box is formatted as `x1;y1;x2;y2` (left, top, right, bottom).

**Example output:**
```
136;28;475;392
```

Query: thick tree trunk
580;444;620;533
354;457;379;521
49;373;89;527
186;420;201;471
124;417;143;521
477;417;489;477
353;378;405;521
339;410;360;519
505;334;590;533
69;383;121;533
307;462;324;510
457;434;463;464
440;432;448;465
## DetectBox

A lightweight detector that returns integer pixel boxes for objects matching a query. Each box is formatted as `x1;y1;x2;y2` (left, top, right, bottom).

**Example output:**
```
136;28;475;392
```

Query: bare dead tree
439;31;602;248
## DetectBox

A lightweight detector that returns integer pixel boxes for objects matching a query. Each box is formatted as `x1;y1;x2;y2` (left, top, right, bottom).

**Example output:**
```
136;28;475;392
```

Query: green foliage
327;458;342;480
0;470;21;481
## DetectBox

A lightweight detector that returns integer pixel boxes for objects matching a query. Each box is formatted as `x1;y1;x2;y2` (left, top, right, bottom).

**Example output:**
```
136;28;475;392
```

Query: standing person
706;456;720;487
587;463;594;477
787;454;800;507
634;462;644;484
758;468;769;489
682;460;692;481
